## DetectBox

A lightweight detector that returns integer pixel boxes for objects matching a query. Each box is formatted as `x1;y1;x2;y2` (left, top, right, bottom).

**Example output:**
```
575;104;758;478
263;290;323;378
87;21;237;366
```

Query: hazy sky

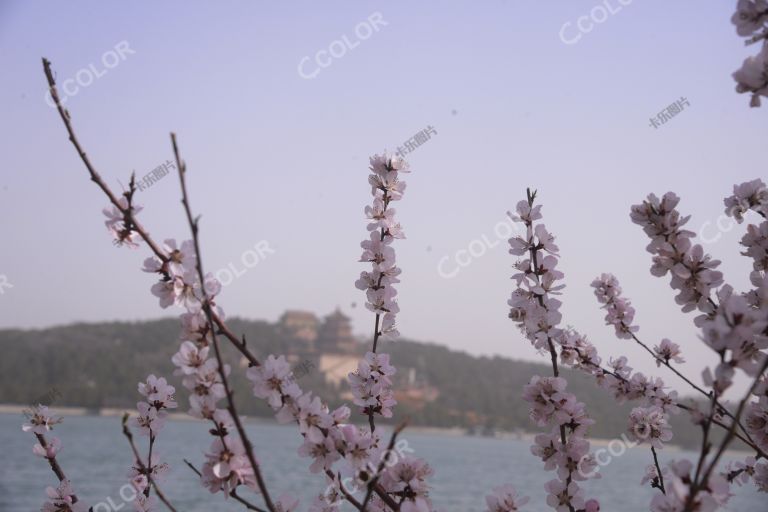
1;1;765;397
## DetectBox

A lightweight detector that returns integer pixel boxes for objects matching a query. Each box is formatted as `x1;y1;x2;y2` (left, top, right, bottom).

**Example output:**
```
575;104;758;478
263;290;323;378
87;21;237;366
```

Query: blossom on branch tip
103;197;143;248
41;480;87;512
485;483;530;511
22;405;63;435
653;338;685;367
627;406;673;449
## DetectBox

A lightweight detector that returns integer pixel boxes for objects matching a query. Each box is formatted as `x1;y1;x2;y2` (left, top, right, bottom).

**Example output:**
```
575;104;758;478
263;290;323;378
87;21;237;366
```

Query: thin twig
523;188;575;512
362;422;407;510
43;56;366;512
42;58;168;259
34;433;69;482
183;459;202;477
688;357;768;509
171;133;276;512
650;446;666;495
121;414;178;512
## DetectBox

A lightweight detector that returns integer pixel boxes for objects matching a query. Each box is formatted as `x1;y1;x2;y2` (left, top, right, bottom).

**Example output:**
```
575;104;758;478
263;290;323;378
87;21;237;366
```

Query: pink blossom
379;456;434;512
22;405;62;435
41;480;88;512
627;406;673;449
132;494;159;512
132;401;166;435
297;434;340;473
733;45;768;106
485;483;529;511
33;436;61;459
297;393;333;441
246;354;302;410
591;273;639;339
138;375;177;410
724;179;768;222
732;0;768;36
544;479;584;512
653;338;685;367
102;197;143;248
172;341;210;375
201;435;257;495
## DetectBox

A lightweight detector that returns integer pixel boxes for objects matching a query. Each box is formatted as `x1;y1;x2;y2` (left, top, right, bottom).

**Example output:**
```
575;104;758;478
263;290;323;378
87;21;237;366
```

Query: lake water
1;413;765;511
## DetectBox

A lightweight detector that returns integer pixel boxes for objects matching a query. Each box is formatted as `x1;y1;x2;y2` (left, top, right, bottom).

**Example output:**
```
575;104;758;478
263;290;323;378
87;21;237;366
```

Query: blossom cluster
591;273;639;339
627;406;673;450
242;154;436;511
745;376;768;460
143;239;221;313
23;406;88;511
485;484;530;511
589;274;682;448
631;184;768;395
355;153;409;340
507;196;599;511
731;0;768;107
145;239;257;498
348;351;397;418
133;374;177;436
651;459;731;512
41;480;87;512
248;353;434;510
104;191;259;502
629;192;724;317
103;195;143;247
724;452;768;492
127;375;176;510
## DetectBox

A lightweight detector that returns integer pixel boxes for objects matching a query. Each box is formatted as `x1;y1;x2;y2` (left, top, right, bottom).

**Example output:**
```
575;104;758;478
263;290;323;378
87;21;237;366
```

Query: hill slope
0;318;714;448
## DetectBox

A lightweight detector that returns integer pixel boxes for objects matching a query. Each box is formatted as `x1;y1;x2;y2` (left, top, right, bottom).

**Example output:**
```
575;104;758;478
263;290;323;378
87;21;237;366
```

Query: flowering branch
23;406;86;511
361;421;407;510
591;273;762;452
731;1;768;106
688;357;768;509
121;412;177;512
170;133;277;512
508;189;598;512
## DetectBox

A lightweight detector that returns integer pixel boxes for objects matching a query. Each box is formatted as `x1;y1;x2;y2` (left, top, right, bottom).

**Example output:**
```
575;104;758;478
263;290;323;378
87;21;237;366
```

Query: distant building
316;308;358;354
278;310;319;345
276;308;361;386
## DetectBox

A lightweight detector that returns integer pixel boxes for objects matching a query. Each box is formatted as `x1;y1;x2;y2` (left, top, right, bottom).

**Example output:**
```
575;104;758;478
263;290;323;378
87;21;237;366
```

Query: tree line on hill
0;318;731;450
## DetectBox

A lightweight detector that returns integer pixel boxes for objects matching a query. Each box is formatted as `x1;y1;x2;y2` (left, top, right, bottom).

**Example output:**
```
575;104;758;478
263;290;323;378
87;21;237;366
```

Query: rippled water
1;413;765;511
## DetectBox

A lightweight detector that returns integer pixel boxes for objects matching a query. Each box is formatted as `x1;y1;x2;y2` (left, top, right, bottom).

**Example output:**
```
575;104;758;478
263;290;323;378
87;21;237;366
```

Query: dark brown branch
42;58;168;260
171;133;276;512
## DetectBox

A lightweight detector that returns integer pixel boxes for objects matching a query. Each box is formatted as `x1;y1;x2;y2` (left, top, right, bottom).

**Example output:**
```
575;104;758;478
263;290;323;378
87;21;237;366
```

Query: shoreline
2;404;751;455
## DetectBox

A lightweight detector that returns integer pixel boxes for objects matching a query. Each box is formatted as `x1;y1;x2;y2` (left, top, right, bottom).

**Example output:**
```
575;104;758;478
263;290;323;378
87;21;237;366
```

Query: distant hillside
0;318;721;449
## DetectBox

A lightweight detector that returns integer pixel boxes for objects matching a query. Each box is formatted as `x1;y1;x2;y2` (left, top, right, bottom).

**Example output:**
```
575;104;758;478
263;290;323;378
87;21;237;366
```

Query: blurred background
0;1;765;510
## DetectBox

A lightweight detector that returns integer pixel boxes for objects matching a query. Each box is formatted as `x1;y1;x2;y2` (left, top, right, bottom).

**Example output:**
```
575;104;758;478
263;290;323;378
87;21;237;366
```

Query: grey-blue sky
0;1;764;396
